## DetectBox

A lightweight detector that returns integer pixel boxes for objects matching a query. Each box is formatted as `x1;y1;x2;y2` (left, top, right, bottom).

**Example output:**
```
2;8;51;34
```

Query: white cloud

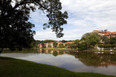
30;0;116;40
30;10;48;24
34;28;91;40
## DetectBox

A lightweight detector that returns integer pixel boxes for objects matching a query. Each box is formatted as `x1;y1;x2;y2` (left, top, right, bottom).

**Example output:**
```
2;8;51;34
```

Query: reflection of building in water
99;61;116;67
38;41;74;48
73;51;116;67
38;49;42;53
37;49;116;67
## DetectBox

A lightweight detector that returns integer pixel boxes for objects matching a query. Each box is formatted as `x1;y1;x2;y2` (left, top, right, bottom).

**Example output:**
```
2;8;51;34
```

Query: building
38;41;74;48
93;30;116;38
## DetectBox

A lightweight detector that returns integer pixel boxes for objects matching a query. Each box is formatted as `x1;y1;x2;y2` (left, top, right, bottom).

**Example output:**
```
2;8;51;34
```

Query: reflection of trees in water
69;52;116;67
38;49;66;56
53;51;58;56
38;49;116;67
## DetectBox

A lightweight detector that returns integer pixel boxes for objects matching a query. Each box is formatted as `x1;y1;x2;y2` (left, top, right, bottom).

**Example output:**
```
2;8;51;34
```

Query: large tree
78;33;101;50
53;42;58;48
0;0;68;53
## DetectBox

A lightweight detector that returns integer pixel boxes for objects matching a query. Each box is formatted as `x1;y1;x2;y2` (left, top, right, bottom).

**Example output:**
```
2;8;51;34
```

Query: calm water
1;49;116;76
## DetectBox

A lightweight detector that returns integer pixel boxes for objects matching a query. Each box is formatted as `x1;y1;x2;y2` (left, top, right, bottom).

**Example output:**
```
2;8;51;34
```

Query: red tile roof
93;30;110;33
65;42;74;44
112;32;116;34
93;30;116;36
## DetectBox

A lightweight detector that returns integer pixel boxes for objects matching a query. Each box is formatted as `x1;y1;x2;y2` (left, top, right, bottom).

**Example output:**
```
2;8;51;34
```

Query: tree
48;44;51;48
78;42;88;50
59;44;65;48
0;0;68;53
70;44;77;49
65;44;71;48
53;51;58;56
74;39;80;44
102;36;110;44
110;37;116;44
53;42;58;48
43;40;55;43
42;42;45;48
61;40;68;43
79;33;101;50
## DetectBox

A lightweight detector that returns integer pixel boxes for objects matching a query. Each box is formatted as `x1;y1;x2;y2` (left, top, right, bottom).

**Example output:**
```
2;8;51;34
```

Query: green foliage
0;0;68;52
102;36;110;44
59;44;65;48
70;44;78;49
74;40;80;45
65;44;71;48
100;36;116;48
53;51;58;56
78;42;87;50
42;43;45;48
101;35;116;44
61;40;68;43
43;40;55;43
69;40;80;49
83;33;100;46
53;42;58;48
99;44;116;48
110;37;116;44
78;33;101;50
48;44;51;48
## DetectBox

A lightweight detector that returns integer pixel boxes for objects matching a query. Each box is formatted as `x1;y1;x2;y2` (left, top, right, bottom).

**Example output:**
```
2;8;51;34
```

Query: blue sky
29;0;116;40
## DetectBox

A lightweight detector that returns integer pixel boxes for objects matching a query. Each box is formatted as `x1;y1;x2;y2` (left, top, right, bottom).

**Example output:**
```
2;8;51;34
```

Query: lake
1;49;116;76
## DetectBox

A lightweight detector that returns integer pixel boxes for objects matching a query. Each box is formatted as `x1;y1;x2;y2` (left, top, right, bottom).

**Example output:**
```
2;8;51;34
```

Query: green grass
45;48;78;51
0;57;115;77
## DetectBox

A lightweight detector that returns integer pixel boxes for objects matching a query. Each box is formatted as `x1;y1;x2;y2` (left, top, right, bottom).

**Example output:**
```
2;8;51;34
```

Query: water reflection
70;52;116;67
38;49;116;67
1;49;116;76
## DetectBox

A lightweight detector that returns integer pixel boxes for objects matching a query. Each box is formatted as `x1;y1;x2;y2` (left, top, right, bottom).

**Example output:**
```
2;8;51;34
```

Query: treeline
31;40;74;48
60;32;116;51
32;33;116;51
72;32;116;50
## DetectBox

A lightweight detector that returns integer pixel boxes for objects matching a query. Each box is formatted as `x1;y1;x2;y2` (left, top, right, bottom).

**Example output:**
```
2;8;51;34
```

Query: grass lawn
0;57;115;77
44;48;78;51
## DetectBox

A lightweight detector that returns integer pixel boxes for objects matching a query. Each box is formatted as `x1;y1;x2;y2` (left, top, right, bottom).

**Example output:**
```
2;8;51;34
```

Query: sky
29;0;116;41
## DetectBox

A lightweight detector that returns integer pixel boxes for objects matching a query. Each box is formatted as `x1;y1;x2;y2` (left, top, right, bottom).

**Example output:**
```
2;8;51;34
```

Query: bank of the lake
0;57;115;77
44;48;116;52
44;48;78;51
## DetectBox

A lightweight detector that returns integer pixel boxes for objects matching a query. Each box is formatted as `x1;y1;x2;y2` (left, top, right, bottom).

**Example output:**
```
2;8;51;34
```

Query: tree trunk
0;48;3;54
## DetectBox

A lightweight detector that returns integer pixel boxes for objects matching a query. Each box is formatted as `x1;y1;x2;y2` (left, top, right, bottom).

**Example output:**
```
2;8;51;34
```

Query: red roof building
93;30;116;38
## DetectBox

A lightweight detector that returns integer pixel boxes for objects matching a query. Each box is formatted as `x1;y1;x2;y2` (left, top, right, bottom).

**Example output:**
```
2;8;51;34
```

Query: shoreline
0;57;115;77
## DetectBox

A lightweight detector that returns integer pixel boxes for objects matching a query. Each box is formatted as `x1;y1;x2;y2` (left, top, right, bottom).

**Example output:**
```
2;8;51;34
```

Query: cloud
30;0;116;40
61;0;116;28
34;28;91;40
30;10;48;24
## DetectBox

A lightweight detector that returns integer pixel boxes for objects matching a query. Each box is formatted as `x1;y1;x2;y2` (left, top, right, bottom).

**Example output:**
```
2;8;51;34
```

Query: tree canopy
53;42;58;48
0;0;68;52
78;33;101;50
82;33;100;46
